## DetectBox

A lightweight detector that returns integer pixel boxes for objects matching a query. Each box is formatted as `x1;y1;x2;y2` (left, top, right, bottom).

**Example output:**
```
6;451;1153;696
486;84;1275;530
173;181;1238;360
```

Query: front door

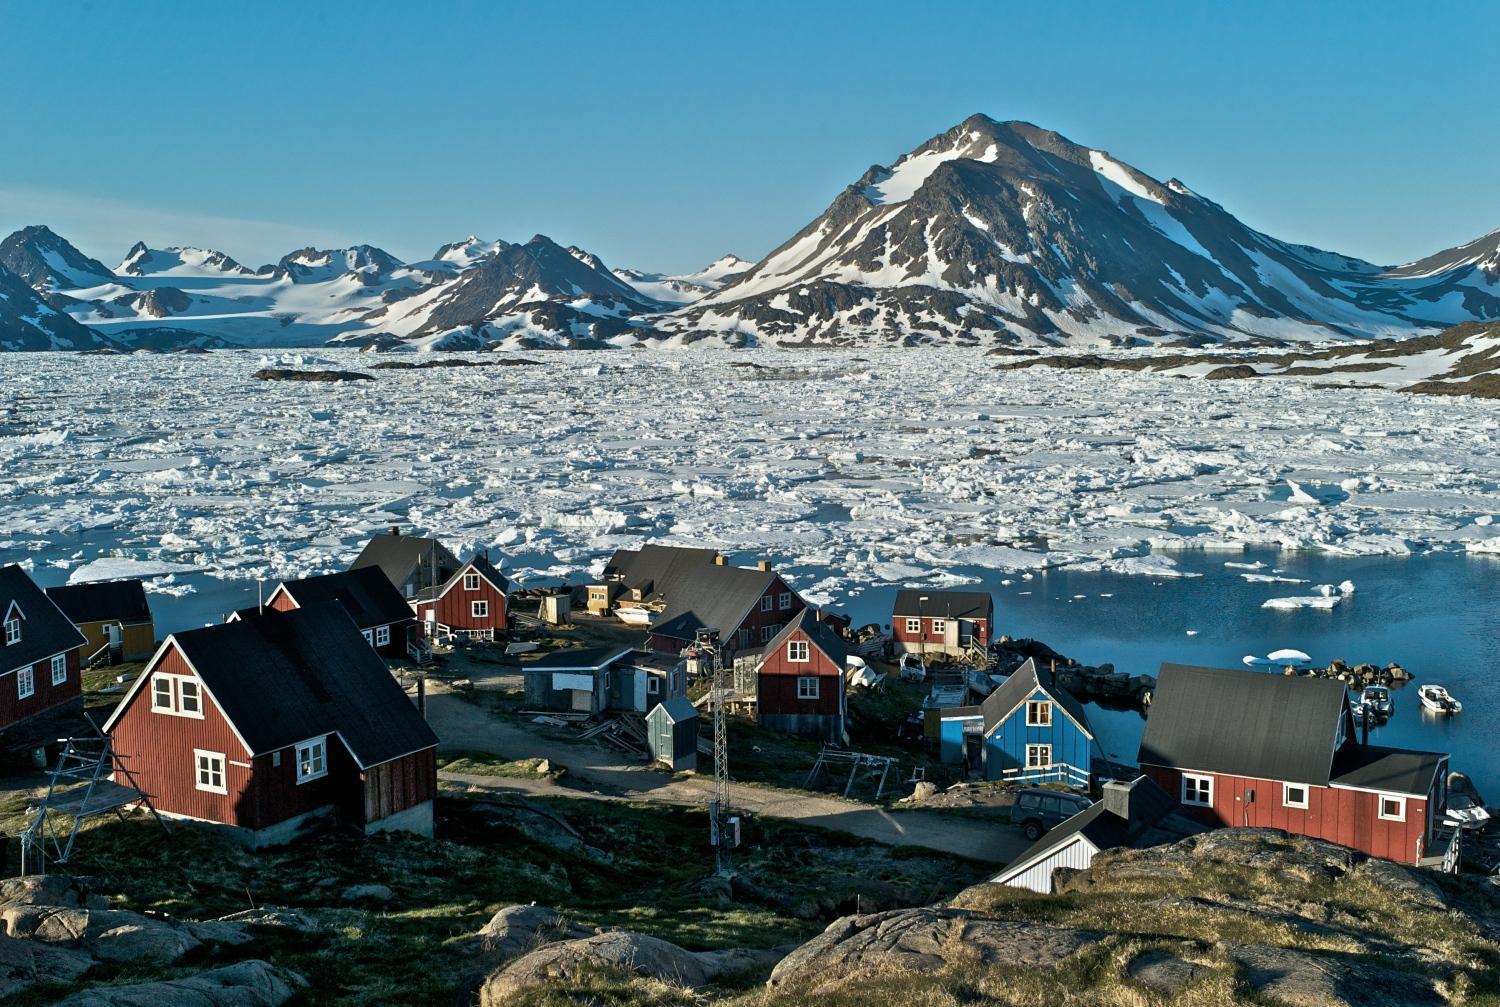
633;670;647;711
106;623;122;659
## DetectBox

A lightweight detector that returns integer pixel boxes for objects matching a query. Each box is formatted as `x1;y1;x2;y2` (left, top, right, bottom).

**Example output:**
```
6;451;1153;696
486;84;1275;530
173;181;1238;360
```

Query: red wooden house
104;602;439;848
1;565;87;739
892;590;993;661
264;566;420;660
755;609;848;743
413;553;509;641
1139;663;1456;871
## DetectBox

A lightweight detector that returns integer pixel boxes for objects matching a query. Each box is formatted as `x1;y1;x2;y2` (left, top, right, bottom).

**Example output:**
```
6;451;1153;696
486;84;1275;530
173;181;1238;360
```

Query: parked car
1012;788;1093;840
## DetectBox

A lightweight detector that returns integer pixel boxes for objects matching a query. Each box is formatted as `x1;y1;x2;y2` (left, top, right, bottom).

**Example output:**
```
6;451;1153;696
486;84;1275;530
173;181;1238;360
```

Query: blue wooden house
936;659;1095;789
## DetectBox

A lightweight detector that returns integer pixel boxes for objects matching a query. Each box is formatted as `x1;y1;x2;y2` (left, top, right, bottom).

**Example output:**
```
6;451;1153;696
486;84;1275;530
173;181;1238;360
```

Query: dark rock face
0;263;113;350
253;368;373;382
0;225;114;291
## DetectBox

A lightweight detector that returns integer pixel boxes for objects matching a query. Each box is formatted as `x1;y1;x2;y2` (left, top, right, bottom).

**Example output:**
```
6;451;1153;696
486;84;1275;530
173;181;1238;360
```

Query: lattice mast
697;627;733;876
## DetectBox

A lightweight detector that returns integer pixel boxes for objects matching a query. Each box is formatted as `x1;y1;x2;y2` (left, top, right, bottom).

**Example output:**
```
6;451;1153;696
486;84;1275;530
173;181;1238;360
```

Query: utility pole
697;627;734;877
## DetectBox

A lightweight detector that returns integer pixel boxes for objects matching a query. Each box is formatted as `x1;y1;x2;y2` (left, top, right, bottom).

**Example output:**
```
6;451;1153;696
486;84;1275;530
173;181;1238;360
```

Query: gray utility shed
646;696;699;772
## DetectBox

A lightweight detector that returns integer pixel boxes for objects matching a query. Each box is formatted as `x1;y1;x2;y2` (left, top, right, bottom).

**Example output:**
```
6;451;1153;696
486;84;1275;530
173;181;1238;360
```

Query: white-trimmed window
931;619;947;635
472;600;489;618
17;665;34;699
1283;783;1309;809
464;572;480;591
1026;700;1052;727
1182;774;1214;807
362;629;374;646
296;739;328;783
647;675;660;695
778;592;793;611
905;618;921;634
1026;744;1051;768
1379;795;1406;821
50;654;67;686
797;676;819;700
3;618;19;646
375;625;391;647
150;673;204;718
194;750;227;794
760;596;773;612
787;640;810;663
760;624;776;643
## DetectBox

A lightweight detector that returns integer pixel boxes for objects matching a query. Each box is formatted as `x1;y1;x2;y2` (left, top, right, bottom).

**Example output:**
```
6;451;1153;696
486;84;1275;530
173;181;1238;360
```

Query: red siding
0;647;82;730
892;614;991;650
758;626;843;718
364;748;437;823
266;589;297;614
419;569;507;636
1142;763;1435;865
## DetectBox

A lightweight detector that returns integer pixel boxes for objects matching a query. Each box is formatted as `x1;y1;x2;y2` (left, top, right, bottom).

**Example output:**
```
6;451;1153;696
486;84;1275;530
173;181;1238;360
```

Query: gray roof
525;646;634;672
982;658;1092;737
46;578;153;626
1330;744;1447;797
758;609;849;669
420;552;510;602
1;564;87;671
892;590;993;620
351;530;461;593
652;565;786;644
650;695;698;724
279;567;416;631
1139;663;1353;786
143;603;437;768
601;545;720;597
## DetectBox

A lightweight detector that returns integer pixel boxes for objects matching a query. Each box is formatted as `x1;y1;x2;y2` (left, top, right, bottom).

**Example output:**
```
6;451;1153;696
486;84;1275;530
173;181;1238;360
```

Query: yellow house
45;579;156;665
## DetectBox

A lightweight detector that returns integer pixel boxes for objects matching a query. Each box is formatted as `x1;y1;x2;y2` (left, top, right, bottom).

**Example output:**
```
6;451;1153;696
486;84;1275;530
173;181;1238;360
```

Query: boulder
214;906;323;934
477;904;590;963
1348;859;1446;912
55;959;304;1007
766;908;1095;994
480;931;718;1002
909;781;938;802
340;884;395;904
0;932;93;998
1126;948;1212;994
1228;943;1444;1007
3;906;200;964
0;876;108;911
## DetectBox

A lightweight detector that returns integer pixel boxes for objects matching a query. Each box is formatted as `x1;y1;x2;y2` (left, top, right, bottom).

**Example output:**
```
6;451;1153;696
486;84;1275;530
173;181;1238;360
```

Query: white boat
615;606;655;627
1418;684;1462;714
898;653;927;682
1444;794;1491;831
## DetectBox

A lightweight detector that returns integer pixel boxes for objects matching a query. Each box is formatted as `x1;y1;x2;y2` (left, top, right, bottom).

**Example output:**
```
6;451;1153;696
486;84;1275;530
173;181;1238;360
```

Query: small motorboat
1418;684;1462;714
1361;685;1393;720
898;652;927;683
1350;699;1368;726
615;606;655;627
1444;794;1491;831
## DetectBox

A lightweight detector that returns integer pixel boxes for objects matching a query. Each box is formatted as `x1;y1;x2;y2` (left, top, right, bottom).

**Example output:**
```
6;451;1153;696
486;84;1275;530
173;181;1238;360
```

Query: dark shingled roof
652;565;785;644
650;695;698;724
1;564;87;671
892;590;993;620
134;603;437;768
350;530;461;595
602;545;721;597
46;579;152;626
279;567;415;631
982;658;1092;737
1331;744;1447;797
1140;663;1353;786
525;646;634;672
759;609;849;669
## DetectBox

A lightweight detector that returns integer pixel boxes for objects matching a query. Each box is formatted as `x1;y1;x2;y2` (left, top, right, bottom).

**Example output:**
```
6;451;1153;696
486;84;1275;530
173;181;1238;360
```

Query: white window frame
3;618;19;646
797;676;820;700
464;572;480;591
472;600;489;618
362;629;374;646
1026;743;1051;768
760;596;773;612
1182;773;1214;807
931;618;947;635
295;738;328;784
778;592;793;611
148;673;204;718
50;654;67;686
375;625;391;647
194;750;227;794
647;675;660;695
1283;783;1309;809
178;678;201;716
905;618;921;634
17;665;34;699
152;675;174;711
1378;795;1406;821
787;640;810;663
1026;700;1052;727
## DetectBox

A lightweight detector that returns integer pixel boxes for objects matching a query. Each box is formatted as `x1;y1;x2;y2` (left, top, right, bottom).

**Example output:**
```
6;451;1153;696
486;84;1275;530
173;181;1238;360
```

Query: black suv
1012;788;1093;840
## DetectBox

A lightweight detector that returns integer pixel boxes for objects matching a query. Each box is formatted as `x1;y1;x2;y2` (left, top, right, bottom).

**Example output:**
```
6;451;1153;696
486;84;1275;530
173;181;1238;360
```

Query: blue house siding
983;687;1093;788
938;713;983;764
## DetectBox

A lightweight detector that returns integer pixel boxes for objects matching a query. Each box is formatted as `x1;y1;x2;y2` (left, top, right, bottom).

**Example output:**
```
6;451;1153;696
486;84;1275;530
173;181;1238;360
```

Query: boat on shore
615;606;655;627
1419;684;1462;714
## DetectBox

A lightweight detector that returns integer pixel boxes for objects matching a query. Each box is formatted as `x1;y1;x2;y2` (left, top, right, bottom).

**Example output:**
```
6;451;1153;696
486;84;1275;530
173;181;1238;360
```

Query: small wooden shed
646;696;698;772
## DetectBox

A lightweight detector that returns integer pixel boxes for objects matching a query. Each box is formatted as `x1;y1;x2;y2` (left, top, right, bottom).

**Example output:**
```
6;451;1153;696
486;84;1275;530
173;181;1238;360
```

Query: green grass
80;661;144;712
437;750;558;778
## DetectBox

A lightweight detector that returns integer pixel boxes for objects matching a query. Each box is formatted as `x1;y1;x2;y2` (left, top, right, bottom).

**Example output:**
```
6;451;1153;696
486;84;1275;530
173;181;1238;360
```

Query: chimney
1049;659;1057;688
389;526;401;537
713;554;727;566
1102;778;1134;821
756;560;771;572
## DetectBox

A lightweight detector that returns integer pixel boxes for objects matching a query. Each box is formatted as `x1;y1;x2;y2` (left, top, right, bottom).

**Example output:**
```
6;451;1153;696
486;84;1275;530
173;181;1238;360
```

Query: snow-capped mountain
614;254;753;305
0;262;115;350
264;244;406;284
656;116;1500;348
117;242;254;277
0;225;115;293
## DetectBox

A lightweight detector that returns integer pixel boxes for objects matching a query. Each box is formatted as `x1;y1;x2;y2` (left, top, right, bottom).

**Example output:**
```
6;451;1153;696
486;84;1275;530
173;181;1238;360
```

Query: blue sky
1;1;1494;274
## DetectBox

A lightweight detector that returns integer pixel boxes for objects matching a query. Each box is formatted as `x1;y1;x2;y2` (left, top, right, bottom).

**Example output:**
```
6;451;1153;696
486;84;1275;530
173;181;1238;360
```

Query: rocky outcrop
766;908;1095;994
55;959;304;1007
1226;942;1445;1007
477;904;590;962
252;368;373;382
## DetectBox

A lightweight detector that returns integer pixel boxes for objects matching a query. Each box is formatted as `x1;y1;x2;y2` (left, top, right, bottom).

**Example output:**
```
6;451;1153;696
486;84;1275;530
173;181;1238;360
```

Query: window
1379;795;1406;821
797;676;820;700
778;592;793;610
472;600;489;618
194;750;227;794
1026;743;1051;768
3;618;19;646
150;673;205;718
760;624;777;643
296;739;327;783
905;618;921;634
760;596;773;612
362;629;374;646
931;619;947;635
647;675;660;695
51;654;67;686
787;640;810;662
17;666;34;700
1283;783;1309;809
1026;700;1052;727
1182;774;1214;807
464;573;480;591
375;625;391;647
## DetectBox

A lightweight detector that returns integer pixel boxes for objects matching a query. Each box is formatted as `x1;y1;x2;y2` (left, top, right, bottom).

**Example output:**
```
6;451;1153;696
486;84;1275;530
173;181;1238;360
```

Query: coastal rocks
765;908;1095;994
54;959;305;1007
252;368;373;382
992;639;1154;710
1311;659;1411;686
